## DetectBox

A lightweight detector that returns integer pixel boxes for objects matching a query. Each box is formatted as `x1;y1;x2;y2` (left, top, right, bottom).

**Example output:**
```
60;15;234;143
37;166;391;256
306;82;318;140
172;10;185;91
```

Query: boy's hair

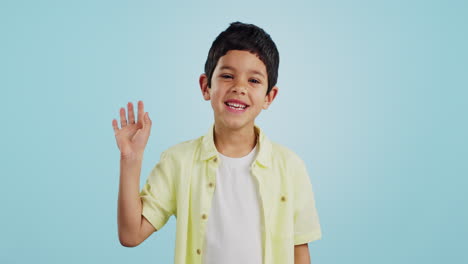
204;21;280;95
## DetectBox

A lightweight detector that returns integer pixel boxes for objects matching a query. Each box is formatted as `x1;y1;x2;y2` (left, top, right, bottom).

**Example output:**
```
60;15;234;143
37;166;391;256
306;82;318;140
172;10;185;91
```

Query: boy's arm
294;243;311;264
113;101;157;247
117;155;156;247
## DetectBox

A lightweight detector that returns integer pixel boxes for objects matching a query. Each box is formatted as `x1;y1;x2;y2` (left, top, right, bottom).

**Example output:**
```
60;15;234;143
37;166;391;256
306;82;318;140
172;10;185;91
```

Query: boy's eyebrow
219;66;266;79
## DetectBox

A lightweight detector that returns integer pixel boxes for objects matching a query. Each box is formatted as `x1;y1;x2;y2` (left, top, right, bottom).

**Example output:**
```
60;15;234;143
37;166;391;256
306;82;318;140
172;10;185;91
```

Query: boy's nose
230;82;247;95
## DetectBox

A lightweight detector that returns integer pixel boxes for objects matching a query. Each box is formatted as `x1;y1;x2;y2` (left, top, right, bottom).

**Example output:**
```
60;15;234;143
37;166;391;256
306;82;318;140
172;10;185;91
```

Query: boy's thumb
145;112;151;124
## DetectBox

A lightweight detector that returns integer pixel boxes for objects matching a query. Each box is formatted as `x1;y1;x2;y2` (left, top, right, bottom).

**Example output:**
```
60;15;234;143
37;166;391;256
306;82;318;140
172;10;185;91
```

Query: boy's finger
112;119;119;133
141;112;147;129
146;112;151;124
145;112;151;127
137;100;144;124
128;102;135;124
141;112;150;130
120;107;127;127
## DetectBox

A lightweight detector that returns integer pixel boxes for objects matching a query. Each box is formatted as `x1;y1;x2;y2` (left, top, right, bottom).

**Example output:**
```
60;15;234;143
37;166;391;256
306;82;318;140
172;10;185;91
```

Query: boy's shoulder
269;140;305;165
160;137;201;159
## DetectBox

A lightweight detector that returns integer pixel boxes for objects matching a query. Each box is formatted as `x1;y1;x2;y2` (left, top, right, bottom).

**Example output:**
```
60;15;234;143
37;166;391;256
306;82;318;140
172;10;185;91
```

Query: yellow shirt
139;123;322;263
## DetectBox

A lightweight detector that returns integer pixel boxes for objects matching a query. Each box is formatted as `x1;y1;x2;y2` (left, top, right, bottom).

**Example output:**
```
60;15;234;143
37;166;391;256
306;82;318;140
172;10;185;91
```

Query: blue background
1;0;466;263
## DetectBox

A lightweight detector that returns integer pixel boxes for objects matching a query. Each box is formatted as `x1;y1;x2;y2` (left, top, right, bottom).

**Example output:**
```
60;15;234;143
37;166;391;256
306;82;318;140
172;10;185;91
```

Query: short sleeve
139;151;176;231
293;158;322;245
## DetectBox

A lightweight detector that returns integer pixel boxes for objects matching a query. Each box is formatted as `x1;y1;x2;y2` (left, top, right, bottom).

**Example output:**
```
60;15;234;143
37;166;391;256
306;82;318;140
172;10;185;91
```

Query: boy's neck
213;123;257;158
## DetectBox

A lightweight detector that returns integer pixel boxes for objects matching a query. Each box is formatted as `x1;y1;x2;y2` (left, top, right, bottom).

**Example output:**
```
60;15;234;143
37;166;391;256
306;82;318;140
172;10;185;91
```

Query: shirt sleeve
293;157;322;245
139;151;176;231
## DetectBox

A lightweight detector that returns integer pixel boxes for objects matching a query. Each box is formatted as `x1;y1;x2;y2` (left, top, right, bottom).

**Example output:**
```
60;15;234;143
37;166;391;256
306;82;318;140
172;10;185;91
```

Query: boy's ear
199;73;211;101
263;86;279;110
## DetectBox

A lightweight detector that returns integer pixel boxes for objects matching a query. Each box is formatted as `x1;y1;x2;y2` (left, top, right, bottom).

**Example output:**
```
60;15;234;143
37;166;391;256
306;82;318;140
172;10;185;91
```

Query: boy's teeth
229;105;244;110
227;102;246;109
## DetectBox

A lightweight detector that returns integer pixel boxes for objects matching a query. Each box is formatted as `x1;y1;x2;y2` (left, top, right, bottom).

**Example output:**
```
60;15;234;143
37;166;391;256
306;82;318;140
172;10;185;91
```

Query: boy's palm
112;100;152;158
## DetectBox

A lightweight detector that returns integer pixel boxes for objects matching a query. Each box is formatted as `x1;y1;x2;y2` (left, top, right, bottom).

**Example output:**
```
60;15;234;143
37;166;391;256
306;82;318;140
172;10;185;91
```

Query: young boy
113;21;322;264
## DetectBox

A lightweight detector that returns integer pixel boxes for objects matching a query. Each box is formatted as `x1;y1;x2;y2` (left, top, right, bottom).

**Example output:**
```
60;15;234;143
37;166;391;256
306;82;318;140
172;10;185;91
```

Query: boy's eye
220;75;260;84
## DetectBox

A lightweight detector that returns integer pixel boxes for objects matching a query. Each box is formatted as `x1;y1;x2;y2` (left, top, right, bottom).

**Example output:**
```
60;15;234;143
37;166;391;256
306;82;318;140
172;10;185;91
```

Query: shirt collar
200;123;272;168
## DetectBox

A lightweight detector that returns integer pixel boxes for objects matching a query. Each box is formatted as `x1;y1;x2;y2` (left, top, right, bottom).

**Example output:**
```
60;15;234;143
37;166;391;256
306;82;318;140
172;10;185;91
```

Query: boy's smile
200;50;278;132
224;98;249;114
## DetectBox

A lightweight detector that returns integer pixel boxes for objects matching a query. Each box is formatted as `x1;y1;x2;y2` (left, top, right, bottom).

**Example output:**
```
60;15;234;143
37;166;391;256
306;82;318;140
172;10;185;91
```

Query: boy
113;21;322;264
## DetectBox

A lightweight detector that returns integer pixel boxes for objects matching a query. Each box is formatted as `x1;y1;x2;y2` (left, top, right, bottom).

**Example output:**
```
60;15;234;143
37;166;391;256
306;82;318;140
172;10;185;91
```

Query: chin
229;120;255;129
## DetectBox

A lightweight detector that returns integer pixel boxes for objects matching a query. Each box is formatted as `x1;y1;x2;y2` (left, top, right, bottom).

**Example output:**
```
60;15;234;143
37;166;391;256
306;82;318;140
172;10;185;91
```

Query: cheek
211;91;221;101
210;92;224;106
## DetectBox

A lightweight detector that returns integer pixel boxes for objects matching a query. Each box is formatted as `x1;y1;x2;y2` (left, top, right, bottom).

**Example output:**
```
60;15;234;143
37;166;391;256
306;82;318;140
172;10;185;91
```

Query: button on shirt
202;143;262;264
139;123;322;264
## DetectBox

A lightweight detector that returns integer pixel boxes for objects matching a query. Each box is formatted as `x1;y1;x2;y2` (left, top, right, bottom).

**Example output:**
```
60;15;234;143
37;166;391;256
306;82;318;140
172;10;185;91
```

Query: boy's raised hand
112;100;152;159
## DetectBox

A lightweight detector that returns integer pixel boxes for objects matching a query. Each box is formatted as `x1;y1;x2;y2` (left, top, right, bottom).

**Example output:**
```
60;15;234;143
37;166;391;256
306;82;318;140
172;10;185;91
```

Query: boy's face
200;50;278;131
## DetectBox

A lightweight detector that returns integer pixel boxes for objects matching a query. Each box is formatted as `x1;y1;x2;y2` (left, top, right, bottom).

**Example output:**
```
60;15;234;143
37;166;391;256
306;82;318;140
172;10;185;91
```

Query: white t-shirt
202;143;263;264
